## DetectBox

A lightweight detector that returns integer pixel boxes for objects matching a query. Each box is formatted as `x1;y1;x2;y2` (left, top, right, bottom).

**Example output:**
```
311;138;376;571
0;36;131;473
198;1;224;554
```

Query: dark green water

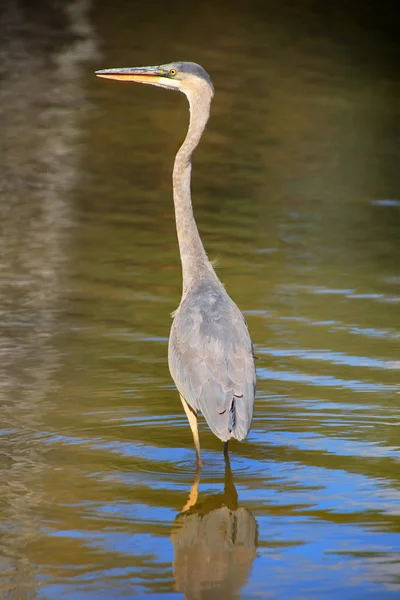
1;1;399;598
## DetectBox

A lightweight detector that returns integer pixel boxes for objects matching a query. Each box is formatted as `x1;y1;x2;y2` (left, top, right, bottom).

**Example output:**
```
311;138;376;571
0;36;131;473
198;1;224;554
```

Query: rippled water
1;1;399;598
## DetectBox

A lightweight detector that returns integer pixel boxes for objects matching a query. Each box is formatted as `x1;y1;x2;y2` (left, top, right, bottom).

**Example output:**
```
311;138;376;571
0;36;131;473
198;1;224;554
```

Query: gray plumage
96;61;256;460
169;281;255;441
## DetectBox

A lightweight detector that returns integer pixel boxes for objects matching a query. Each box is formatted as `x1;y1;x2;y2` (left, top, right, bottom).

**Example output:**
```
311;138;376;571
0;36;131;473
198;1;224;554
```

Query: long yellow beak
95;66;166;85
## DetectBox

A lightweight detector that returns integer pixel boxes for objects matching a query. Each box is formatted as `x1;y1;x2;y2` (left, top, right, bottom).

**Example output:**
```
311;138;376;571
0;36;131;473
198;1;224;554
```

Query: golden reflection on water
172;456;257;600
0;0;98;596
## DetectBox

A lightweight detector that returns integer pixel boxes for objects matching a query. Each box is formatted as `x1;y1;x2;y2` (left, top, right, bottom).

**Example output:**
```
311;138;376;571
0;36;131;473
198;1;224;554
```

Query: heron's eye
169;68;177;76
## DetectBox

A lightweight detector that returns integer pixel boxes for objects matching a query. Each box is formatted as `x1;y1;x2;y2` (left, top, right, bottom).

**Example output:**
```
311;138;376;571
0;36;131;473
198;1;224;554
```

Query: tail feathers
227;394;251;441
228;399;236;433
200;382;252;442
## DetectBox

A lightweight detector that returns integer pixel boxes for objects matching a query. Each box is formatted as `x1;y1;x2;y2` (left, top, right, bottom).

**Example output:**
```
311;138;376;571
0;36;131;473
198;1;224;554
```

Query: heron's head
95;61;214;99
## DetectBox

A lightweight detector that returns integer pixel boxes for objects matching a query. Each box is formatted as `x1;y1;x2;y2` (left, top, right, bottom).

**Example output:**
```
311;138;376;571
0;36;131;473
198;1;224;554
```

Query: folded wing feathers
168;285;256;442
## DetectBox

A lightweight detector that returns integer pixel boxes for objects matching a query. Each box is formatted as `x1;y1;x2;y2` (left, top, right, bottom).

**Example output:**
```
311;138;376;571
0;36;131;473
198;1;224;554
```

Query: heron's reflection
171;454;257;600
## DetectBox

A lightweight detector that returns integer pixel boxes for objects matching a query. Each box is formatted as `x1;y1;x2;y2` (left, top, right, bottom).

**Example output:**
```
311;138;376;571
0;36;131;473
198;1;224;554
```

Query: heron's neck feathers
173;83;217;296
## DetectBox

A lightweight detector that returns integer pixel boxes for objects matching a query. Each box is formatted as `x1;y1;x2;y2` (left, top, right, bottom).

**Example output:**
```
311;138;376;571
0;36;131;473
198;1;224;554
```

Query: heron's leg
182;465;200;512
223;450;238;508
224;441;229;456
180;394;202;465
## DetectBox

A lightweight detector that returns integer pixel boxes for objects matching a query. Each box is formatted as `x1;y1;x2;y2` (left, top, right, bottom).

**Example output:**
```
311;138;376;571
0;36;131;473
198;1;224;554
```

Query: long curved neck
173;84;217;296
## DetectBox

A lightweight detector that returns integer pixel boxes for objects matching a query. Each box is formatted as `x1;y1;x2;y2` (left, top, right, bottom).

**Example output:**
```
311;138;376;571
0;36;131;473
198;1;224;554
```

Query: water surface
1;1;399;598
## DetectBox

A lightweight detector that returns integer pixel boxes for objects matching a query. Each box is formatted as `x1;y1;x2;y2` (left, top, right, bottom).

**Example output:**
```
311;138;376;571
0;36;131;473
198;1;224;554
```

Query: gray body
96;61;256;457
169;279;255;442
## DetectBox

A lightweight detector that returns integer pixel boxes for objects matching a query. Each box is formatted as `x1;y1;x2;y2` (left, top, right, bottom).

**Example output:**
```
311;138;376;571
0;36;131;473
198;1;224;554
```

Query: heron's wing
168;285;256;441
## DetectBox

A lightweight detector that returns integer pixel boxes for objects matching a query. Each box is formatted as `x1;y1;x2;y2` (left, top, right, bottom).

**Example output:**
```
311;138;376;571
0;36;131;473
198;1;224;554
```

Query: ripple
256;430;400;461
371;199;400;207
259;347;400;370
257;367;397;393
281;284;400;305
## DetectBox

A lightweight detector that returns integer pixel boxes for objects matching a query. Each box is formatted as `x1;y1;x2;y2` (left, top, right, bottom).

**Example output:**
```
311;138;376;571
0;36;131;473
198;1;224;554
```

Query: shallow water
1;1;399;598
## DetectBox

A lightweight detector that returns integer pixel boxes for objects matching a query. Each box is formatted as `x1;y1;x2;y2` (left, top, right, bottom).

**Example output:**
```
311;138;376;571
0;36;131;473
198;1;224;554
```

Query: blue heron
96;62;256;463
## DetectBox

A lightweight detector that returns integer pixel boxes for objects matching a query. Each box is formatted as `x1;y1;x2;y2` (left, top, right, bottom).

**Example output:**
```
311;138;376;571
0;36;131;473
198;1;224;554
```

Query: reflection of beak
95;66;166;85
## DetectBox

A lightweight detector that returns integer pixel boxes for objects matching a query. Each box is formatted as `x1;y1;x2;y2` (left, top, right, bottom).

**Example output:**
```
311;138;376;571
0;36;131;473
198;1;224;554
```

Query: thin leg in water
182;464;201;512
180;395;202;465
224;441;229;456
